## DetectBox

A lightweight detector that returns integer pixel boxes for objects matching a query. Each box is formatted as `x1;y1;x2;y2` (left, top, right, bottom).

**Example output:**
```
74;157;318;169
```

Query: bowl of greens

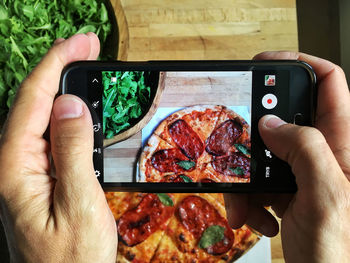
103;71;165;146
0;0;118;126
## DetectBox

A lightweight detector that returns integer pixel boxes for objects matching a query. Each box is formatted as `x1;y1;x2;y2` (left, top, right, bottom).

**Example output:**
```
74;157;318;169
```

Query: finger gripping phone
59;60;316;192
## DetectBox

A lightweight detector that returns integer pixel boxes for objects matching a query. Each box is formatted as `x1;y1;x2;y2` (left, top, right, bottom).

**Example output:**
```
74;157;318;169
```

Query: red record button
262;94;277;109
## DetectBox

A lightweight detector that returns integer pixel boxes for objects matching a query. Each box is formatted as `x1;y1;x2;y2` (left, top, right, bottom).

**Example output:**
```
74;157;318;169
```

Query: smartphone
59;60;316;192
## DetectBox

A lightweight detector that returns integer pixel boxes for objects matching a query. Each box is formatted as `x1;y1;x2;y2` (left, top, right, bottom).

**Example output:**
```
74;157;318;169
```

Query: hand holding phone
0;33;118;263
60;59;316;192
225;51;350;262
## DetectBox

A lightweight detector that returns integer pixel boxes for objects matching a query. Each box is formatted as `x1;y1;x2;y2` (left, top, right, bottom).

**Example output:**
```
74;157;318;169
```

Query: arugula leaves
0;0;112;124
198;225;225;249
102;71;151;138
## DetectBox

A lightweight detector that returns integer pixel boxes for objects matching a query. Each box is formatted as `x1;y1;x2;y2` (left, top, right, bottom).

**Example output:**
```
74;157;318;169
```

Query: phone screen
86;69;291;187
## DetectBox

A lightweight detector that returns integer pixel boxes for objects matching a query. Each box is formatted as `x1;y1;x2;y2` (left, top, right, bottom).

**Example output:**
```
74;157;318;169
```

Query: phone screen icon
262;94;278;109
265;75;276;86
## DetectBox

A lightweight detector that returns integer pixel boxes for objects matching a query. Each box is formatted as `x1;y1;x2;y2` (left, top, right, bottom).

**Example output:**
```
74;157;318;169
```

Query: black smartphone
59;60;316;192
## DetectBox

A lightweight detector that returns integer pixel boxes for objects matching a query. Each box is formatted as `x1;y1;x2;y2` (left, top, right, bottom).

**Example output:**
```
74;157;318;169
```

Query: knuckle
47;45;65;67
52;130;91;156
280;51;299;60
334;64;346;77
294;126;325;148
287;127;328;166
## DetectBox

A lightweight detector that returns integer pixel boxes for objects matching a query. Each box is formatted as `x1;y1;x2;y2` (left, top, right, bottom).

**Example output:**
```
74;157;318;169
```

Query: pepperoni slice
151;148;194;173
206;119;243;156
172;175;186;182
168;120;204;160
212;152;250;177
177;196;234;255
117;194;174;246
160;174;186;182
200;178;216;183
160;174;195;182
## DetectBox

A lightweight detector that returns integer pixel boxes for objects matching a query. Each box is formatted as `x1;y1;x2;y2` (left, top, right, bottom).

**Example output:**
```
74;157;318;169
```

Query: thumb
50;94;99;200
258;115;345;191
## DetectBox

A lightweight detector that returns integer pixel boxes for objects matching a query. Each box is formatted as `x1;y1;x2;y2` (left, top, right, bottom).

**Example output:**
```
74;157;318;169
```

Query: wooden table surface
118;0;298;61
109;0;299;262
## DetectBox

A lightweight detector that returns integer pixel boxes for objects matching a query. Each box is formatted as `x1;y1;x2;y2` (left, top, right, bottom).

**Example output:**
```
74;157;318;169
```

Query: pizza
140;105;251;183
105;192;260;263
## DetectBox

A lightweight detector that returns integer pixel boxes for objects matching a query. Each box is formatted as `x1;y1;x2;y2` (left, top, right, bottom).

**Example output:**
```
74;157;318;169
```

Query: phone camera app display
101;71;252;184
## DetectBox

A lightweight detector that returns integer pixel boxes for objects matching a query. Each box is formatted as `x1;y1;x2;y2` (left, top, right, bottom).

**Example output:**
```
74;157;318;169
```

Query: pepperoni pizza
105;192;260;263
140;105;251;183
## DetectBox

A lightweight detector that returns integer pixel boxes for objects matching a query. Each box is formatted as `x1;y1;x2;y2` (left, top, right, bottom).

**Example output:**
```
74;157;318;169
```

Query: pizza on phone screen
140;105;251;183
105;192;260;263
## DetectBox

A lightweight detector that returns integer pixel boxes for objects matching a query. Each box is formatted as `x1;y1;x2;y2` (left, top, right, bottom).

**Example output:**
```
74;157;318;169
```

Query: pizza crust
203;162;250;183
105;192;145;220
139;134;176;182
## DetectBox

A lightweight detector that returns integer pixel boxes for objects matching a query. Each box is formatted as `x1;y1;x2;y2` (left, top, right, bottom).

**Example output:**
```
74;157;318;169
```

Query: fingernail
53;96;83;120
263;115;286;129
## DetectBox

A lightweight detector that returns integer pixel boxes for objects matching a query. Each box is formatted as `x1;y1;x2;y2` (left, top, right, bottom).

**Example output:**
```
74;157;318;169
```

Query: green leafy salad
102;71;151;139
0;0;112;123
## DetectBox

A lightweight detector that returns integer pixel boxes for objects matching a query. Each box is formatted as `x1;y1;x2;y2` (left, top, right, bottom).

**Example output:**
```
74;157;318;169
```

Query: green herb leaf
76;25;97;34
235;143;250;155
176;160;196;170
106;130;114;139
198;225;225;249
229;167;245;176
234;144;250;155
0;5;8;20
156;193;174;207
100;3;108;23
179;175;193;183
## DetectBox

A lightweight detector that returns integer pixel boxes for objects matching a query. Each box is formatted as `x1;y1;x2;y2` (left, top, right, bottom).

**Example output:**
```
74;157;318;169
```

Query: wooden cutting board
116;0;298;61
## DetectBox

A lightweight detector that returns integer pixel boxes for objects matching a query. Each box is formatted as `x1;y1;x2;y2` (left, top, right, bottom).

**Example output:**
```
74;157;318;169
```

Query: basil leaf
156;193;174;207
179;175;193;183
234;144;250;155
198;225;225;249
177;161;195;170
229;167;245;176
